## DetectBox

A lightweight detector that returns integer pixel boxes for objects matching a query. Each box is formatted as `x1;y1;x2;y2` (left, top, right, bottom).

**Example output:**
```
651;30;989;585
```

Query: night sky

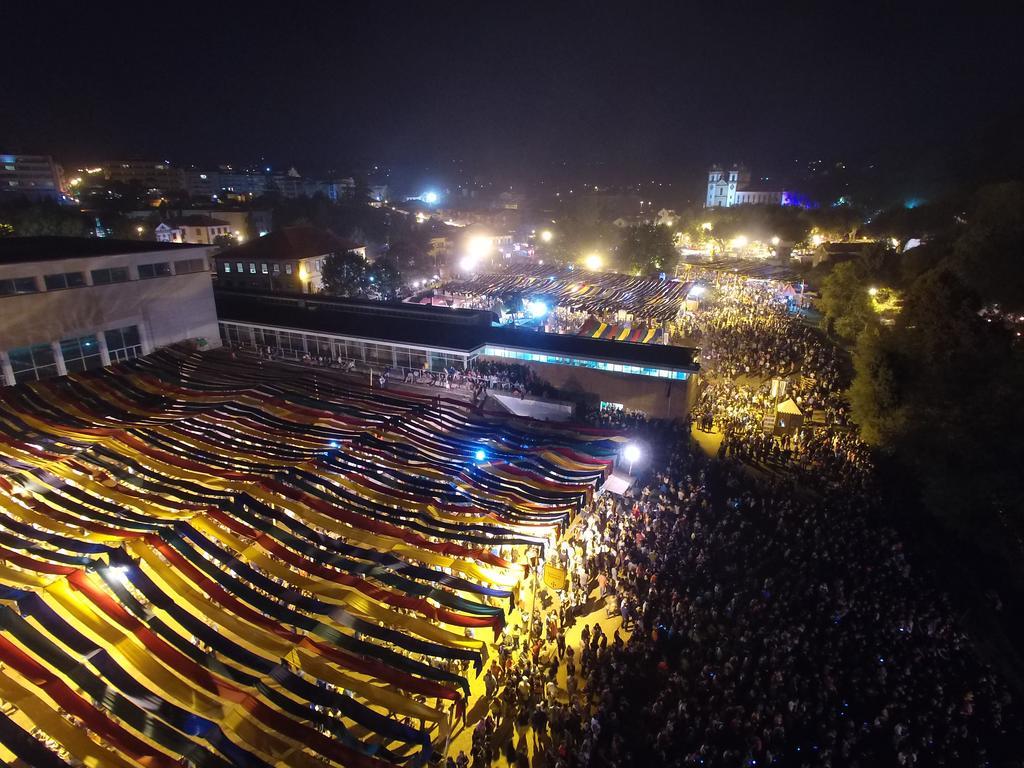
4;3;1022;185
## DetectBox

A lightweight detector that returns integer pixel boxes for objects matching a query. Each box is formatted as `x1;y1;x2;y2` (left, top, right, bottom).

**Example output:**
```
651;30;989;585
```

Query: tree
617;224;677;275
321;251;369;297
847;327;907;446
950;181;1024;312
818;261;875;340
0;199;91;237
367;258;402;300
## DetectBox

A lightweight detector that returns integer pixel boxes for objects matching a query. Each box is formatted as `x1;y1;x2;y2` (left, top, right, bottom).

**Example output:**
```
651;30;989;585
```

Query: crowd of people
451;420;1020;768
446;274;1021;767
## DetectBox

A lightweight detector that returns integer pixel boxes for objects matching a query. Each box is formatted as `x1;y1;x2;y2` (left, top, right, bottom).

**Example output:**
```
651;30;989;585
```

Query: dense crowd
450;275;1021;768
454;414;1021;768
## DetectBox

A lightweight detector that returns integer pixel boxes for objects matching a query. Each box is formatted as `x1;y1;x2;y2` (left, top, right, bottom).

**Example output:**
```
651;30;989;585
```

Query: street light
868;286;879;296
731;235;749;249
771;236;781;246
623;443;641;474
584;252;602;271
540;230;553;243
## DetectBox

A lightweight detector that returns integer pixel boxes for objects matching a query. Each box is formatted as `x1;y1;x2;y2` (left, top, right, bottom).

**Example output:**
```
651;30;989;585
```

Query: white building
0;154;66;201
0;237;220;385
155;215;234;244
706;165;788;208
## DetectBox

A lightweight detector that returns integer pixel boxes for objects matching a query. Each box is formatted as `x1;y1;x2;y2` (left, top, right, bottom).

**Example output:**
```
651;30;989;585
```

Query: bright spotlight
103;565;130;585
525;300;549;318
459;255;479;272
811;234;825;246
540;230;553;243
868;286;879;296
422;191;439;204
623;443;642;473
474;448;486;462
687;285;705;298
466;234;492;261
771;236;780;246
328;441;339;449
584;253;603;271
731;235;749;249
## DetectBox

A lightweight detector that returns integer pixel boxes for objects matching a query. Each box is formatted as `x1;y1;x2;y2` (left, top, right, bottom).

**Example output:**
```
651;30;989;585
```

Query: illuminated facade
706;165;788;208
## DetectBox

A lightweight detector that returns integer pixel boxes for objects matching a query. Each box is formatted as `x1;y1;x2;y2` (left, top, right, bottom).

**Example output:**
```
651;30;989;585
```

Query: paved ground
445;558;629;766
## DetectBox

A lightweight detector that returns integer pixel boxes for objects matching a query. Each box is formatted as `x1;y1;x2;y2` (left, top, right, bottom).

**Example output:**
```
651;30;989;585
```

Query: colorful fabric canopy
0;347;622;767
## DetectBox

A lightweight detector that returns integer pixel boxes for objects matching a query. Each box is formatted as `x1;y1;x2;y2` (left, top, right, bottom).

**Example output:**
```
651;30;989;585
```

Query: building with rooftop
215;290;699;418
155;215;235;244
212;226;366;294
0;154;66;201
706;165;790;208
0;237;219;385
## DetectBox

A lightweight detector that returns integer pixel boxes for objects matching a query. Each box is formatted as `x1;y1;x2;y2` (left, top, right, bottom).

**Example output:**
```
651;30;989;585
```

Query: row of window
222;261;303;276
219;323;469;372
5;324;142;384
0;258;206;296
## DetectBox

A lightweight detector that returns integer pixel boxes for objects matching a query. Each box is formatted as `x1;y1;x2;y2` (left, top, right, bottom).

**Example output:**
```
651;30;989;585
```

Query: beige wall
481;356;697;420
0;245;220;356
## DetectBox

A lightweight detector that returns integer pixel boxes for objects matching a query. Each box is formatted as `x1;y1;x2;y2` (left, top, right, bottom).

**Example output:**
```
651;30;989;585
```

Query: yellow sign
543;563;566;591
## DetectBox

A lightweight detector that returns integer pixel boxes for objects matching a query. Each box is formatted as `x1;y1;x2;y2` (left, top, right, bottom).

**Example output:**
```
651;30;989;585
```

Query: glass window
249;263;257;274
223;262;232;273
0;276;39;295
138;262;172;279
175;258;205;274
8;343;58;383
43;272;85;291
90;267;129;285
236;262;244;273
104;325;142;363
272;263;280;274
285;264;293;275
60;334;102;373
261;263;269;274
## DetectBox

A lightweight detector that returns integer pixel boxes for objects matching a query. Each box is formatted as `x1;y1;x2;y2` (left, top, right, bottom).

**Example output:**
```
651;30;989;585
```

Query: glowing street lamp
771;236;781;246
466;234;492;260
584;252;603;271
731;235;749;249
422;190;439;204
623;443;642;475
540;230;553;243
868;286;879;296
701;222;713;231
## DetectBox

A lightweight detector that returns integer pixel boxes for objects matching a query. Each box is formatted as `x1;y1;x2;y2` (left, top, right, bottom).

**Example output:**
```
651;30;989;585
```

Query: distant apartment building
213;226;365;294
0;237;219;385
155;215;235;244
0;154;66;200
184;168;271;200
100;160;186;194
706;165;789;207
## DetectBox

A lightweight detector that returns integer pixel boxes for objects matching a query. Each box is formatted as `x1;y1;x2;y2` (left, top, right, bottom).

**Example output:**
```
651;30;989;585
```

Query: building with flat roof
0;154;66;201
215;290;699;418
212;226;366;294
0;237;219;385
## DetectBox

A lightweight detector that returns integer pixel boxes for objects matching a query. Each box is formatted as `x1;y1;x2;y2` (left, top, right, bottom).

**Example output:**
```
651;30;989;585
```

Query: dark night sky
4;2;1022;186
